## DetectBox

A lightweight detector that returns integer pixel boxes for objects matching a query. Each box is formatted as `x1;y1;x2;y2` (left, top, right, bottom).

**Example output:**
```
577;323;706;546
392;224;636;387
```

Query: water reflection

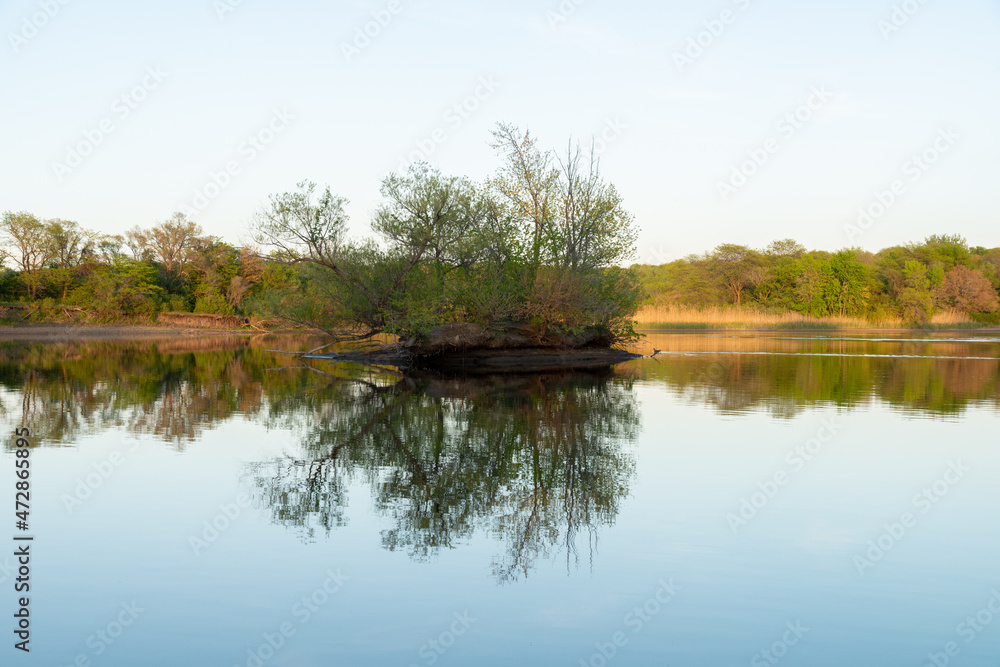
3;334;997;447
0;336;641;581
0;336;281;446
247;372;639;582
631;333;1000;418
1;333;998;581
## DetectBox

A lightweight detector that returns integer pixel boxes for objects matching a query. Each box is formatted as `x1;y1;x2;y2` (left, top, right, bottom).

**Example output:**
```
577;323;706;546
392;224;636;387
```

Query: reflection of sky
634;394;1000;665
3;361;999;665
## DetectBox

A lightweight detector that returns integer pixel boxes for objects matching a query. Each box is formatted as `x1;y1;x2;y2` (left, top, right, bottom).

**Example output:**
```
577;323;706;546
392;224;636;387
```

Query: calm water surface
2;332;999;666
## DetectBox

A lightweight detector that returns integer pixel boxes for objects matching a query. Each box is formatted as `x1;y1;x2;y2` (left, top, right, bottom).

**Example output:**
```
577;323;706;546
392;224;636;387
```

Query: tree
186;237;239;314
251;127;642;346
44;219;95;298
934;266;999;313
45;219;89;269
252;181;350;271
94;235;127;264
486;125;640;339
488;124;637;275
711;244;761;305
489;124;557;246
251;181;395;333
553;140;637;271
147;213;202;277
899;260;934;322
916;234;971;271
68;258;163;319
824;250;872;317
1;211;53;297
753;240;805;307
374;164;484;275
244;373;639;581
123;226;151;261
766;239;806;258
792;254;830;316
229;247;266;311
980;248;1000;290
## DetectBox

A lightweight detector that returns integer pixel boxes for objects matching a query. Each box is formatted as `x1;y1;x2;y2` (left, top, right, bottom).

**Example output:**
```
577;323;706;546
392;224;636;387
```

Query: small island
249;123;643;371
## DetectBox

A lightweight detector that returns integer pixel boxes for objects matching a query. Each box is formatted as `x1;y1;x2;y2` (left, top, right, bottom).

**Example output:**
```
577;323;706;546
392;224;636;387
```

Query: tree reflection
0;335;309;447
631;335;1000;417
245;371;640;583
2;333;1000;580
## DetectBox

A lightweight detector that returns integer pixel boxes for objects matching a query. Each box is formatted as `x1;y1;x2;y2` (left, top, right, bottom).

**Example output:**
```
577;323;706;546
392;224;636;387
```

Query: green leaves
251;126;643;345
635;235;1000;324
65;258;164;320
253;181;351;268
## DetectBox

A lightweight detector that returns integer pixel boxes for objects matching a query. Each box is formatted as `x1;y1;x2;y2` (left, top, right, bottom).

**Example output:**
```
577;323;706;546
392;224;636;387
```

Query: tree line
4;128;998;331
0;210;274;320
2;124;643;345
633;236;1000;323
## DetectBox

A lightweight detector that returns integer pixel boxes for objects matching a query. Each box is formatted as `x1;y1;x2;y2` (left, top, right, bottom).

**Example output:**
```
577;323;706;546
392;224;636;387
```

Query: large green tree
250;125;642;347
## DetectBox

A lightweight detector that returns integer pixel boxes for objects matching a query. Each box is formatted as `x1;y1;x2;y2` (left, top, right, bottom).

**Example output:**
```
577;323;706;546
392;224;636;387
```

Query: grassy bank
633;305;994;330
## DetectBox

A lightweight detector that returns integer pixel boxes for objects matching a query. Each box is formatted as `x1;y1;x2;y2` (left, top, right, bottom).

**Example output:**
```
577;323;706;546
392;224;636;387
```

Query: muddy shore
0;325;260;341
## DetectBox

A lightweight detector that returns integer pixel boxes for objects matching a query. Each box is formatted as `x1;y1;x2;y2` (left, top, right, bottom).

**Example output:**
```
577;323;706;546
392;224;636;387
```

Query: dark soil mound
306;323;639;373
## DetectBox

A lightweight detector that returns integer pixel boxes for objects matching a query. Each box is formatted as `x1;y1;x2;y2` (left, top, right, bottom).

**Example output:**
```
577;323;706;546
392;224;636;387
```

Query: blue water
1;333;998;666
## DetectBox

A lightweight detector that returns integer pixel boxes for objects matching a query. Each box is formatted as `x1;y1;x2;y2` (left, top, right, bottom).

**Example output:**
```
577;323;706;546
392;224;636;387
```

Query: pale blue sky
2;0;998;262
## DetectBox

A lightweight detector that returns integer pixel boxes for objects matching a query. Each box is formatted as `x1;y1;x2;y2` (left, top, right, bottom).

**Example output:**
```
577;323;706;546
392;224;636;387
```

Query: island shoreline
1;324;998;342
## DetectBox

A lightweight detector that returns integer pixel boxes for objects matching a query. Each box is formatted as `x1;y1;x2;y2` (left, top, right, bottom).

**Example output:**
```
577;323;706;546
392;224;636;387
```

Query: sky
1;0;998;263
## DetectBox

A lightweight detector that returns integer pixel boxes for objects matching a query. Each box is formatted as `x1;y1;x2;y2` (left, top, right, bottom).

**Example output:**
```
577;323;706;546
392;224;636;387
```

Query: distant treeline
1;124;641;343
632;237;1000;323
0;210;281;322
1;212;998;328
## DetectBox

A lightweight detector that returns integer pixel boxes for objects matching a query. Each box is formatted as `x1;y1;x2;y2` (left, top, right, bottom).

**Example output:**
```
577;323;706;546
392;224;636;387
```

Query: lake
2;332;999;666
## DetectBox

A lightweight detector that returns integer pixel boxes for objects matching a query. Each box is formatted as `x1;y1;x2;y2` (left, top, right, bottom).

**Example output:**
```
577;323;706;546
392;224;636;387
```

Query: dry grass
156;312;250;329
633;305;977;330
928;309;976;325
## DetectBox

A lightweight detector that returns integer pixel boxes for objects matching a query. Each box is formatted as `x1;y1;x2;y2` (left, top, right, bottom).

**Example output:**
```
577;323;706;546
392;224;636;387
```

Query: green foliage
634;236;1000;324
1;208;269;323
822;250;873;317
66;259;163;320
970;311;1000;325
4;150;997;337
251;126;643;345
166;294;191;313
0;269;22;301
194;293;233;315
